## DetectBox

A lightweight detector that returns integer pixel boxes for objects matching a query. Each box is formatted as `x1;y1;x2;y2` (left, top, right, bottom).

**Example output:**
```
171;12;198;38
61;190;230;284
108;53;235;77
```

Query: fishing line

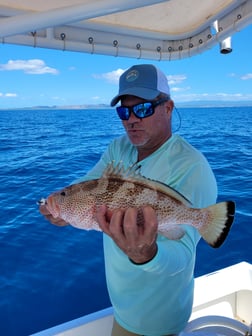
172;105;182;133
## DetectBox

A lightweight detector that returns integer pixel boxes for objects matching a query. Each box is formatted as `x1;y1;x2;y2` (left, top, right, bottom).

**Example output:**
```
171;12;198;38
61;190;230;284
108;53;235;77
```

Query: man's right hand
96;205;158;264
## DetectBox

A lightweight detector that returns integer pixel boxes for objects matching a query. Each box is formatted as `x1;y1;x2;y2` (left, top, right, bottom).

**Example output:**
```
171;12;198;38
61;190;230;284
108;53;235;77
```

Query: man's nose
128;111;141;122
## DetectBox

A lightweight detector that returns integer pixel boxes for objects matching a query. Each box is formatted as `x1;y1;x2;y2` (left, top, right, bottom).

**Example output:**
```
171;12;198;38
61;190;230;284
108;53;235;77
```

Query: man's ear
166;100;174;113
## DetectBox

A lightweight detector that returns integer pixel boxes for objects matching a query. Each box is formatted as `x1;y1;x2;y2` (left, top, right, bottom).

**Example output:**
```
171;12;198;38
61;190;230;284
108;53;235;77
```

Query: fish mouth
37;198;47;205
46;195;60;218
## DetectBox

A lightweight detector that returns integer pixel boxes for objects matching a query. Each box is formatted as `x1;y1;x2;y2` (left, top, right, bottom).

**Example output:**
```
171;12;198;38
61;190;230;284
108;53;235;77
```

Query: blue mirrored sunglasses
116;98;168;121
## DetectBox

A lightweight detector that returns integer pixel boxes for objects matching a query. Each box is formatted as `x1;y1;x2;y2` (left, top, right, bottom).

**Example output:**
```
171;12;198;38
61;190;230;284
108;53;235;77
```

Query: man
40;64;217;336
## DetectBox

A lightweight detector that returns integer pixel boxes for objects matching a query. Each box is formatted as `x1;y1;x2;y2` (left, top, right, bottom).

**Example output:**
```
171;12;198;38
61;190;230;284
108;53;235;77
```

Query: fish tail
199;201;235;248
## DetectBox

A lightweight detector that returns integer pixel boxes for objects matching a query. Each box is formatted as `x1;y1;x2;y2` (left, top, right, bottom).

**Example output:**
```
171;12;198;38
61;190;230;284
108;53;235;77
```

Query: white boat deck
32;261;252;336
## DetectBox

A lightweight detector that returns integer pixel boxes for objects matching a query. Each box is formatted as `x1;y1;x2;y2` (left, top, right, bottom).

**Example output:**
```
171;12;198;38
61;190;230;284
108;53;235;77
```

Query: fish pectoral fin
159;225;185;240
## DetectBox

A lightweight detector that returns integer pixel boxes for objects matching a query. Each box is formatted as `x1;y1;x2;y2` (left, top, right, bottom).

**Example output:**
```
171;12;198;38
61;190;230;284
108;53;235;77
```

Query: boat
30;261;252;335
1;1;251;335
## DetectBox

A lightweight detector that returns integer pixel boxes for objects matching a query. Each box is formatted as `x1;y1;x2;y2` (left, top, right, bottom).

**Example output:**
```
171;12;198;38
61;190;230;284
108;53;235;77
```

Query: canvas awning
0;0;251;60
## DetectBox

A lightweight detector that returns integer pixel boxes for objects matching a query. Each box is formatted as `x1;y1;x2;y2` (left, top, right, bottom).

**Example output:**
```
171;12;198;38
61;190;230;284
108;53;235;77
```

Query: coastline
1;101;252;111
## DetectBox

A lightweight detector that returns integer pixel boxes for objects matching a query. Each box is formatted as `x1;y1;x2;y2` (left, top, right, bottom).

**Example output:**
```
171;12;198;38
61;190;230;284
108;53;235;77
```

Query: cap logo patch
126;70;139;82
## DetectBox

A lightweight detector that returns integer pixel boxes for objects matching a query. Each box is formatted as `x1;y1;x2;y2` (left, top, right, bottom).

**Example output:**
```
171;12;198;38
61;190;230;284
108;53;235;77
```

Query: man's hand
96;205;158;264
39;204;69;227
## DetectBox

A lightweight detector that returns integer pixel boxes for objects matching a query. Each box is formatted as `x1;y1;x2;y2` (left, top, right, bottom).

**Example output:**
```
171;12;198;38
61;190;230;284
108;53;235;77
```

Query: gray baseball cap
110;64;170;106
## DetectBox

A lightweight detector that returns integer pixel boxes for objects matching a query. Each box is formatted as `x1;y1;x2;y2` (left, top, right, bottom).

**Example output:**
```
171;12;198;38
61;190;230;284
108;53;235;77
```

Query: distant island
1;101;252;111
176;100;252;108
0;104;112;111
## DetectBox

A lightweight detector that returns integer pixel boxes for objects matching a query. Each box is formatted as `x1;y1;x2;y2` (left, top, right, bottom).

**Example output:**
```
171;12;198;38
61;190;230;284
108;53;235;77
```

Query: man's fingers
109;209;126;239
142;205;158;240
96;205;112;236
123;208;139;242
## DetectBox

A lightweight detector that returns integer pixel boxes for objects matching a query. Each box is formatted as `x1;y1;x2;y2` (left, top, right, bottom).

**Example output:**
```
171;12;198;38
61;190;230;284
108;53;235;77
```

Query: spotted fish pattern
43;163;235;248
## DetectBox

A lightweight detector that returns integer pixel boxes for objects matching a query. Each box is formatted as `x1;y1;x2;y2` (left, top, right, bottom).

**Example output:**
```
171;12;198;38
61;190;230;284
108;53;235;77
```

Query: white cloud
0;92;17;98
171;86;190;92
240;73;252;80
0;59;59;75
92;96;100;100
227;73;252;80
93;68;125;84
167;74;187;85
166;74;187;94
5;93;17;97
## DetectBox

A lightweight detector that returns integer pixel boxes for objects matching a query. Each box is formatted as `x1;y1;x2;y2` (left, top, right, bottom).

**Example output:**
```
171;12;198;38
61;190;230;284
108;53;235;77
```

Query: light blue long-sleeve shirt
80;134;217;336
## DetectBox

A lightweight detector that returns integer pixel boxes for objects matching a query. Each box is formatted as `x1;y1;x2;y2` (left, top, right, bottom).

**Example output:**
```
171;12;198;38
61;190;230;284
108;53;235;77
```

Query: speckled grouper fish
40;163;235;248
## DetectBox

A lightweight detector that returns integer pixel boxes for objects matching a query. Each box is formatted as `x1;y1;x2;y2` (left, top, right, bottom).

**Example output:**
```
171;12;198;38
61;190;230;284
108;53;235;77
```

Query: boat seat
180;315;250;336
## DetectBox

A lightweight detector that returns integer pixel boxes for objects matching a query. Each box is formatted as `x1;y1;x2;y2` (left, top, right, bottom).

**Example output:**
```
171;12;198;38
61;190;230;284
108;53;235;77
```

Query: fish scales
101;177;203;228
90;177;188;227
43;163;235;248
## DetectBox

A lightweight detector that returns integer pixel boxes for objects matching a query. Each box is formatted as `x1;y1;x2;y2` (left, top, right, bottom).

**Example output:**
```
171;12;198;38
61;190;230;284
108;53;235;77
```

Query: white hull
32;262;252;336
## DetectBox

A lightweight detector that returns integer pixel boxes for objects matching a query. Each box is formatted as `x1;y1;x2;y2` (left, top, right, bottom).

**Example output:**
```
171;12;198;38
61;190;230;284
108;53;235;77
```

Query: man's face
120;95;173;157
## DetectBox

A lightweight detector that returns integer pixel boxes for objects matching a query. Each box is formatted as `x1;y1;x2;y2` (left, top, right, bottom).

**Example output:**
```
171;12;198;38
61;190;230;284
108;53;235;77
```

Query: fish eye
60;191;66;196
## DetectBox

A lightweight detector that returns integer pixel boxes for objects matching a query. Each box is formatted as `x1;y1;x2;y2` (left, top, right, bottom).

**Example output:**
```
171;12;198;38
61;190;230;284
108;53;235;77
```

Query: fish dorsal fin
102;162;192;207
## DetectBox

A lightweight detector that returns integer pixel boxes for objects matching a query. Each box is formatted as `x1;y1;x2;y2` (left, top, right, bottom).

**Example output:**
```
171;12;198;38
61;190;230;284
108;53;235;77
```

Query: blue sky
0;24;252;108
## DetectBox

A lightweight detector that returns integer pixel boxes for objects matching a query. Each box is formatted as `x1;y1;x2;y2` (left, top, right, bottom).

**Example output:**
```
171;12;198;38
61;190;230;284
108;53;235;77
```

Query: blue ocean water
0;106;251;336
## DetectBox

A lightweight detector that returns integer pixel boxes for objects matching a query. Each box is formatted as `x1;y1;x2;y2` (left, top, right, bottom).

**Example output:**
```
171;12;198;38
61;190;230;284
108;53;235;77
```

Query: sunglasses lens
133;103;153;118
116;106;130;120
